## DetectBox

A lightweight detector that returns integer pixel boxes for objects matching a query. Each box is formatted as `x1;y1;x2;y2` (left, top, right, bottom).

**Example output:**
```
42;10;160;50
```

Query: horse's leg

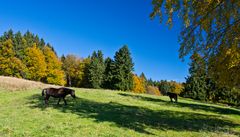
57;98;61;105
175;96;178;103
63;98;67;105
45;95;50;105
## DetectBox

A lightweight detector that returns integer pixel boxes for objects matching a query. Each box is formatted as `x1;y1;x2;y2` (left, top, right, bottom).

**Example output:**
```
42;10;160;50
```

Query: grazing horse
42;87;76;105
167;92;178;103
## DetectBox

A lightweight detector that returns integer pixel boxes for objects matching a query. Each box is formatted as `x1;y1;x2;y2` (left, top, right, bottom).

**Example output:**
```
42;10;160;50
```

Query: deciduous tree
0;39;26;78
24;43;47;81
133;74;145;93
43;46;65;85
151;0;240;88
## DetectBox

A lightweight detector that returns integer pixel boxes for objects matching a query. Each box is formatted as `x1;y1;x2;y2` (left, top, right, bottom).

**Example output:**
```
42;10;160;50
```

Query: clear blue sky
0;0;189;82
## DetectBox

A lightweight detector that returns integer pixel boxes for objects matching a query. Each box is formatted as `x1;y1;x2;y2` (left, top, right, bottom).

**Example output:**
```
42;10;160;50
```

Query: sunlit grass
0;88;239;137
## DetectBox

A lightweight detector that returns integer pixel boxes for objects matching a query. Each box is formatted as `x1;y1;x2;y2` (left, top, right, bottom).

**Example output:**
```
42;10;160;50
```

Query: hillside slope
0;77;240;137
0;76;60;91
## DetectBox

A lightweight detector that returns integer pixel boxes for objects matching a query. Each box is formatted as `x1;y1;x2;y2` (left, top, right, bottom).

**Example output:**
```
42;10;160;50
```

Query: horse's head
70;89;76;98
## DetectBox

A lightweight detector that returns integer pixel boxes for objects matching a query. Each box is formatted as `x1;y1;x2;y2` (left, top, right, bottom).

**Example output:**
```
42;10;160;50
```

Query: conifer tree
112;45;134;91
87;50;105;88
182;53;208;100
103;57;115;89
13;31;28;60
140;72;147;91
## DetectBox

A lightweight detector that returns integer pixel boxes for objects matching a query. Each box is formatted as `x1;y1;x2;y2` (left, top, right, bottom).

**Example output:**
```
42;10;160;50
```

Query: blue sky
0;0;189;82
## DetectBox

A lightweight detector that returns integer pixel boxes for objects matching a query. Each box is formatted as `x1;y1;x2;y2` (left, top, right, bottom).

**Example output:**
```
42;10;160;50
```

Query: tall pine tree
112;45;134;91
103;57;115;89
87;50;105;88
182;53;208;100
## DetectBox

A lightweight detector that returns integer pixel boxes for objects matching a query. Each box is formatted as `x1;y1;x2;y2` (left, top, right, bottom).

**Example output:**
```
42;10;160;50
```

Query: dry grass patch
0;76;60;91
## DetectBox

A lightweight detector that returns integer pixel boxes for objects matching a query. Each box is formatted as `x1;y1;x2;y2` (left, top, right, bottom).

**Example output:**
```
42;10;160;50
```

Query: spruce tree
103;57;115;89
182;53;208;100
112;45;134;91
140;72;147;91
87;50;105;89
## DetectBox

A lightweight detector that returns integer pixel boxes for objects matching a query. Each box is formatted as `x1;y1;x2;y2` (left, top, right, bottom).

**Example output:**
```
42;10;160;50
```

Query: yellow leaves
170;82;183;94
133;75;145;93
0;39;26;78
209;45;240;87
43;46;65;85
46;69;65;86
24;44;47;81
146;86;161;96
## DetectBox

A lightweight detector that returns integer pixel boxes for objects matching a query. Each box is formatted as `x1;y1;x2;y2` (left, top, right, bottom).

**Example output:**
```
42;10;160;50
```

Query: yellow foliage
43;46;65;85
24;44;47;81
209;45;240;87
146;86;161;96
0;39;26;78
169;82;183;94
132;75;145;93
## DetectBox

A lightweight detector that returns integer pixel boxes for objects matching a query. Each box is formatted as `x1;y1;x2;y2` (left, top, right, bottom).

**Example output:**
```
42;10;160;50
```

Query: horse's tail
42;89;46;96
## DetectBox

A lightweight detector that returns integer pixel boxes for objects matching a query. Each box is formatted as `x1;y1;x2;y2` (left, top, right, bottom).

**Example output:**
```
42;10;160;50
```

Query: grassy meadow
0;87;240;137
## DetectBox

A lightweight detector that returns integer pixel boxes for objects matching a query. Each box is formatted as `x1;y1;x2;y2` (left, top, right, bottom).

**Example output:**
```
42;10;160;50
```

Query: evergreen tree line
180;53;240;106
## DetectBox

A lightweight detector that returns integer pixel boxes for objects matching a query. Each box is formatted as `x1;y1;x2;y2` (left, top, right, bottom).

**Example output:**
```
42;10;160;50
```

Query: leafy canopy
151;0;240;88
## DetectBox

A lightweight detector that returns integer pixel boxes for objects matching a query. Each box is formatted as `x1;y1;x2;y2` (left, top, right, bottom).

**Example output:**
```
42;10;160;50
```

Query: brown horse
167;92;178;103
42;87;76;105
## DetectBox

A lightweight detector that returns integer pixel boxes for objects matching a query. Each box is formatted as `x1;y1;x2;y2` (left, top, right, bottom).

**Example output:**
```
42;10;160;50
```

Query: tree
169;81;183;95
158;80;171;95
103;57;115;89
151;0;240;88
87;50;105;89
208;45;240;88
0;39;26;78
43;46;65;85
146;85;161;96
182;53;208;100
78;58;90;88
23;31;35;48
13;31;28;60
62;54;80;87
133;74;145;93
140;72;147;90
23;43;47;81
112;45;134;91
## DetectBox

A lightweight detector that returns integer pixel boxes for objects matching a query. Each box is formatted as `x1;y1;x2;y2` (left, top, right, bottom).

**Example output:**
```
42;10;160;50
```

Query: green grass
0;88;240;137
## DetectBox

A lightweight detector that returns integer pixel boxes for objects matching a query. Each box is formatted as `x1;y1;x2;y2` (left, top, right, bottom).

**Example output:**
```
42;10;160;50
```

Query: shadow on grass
118;93;240;115
26;94;240;136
